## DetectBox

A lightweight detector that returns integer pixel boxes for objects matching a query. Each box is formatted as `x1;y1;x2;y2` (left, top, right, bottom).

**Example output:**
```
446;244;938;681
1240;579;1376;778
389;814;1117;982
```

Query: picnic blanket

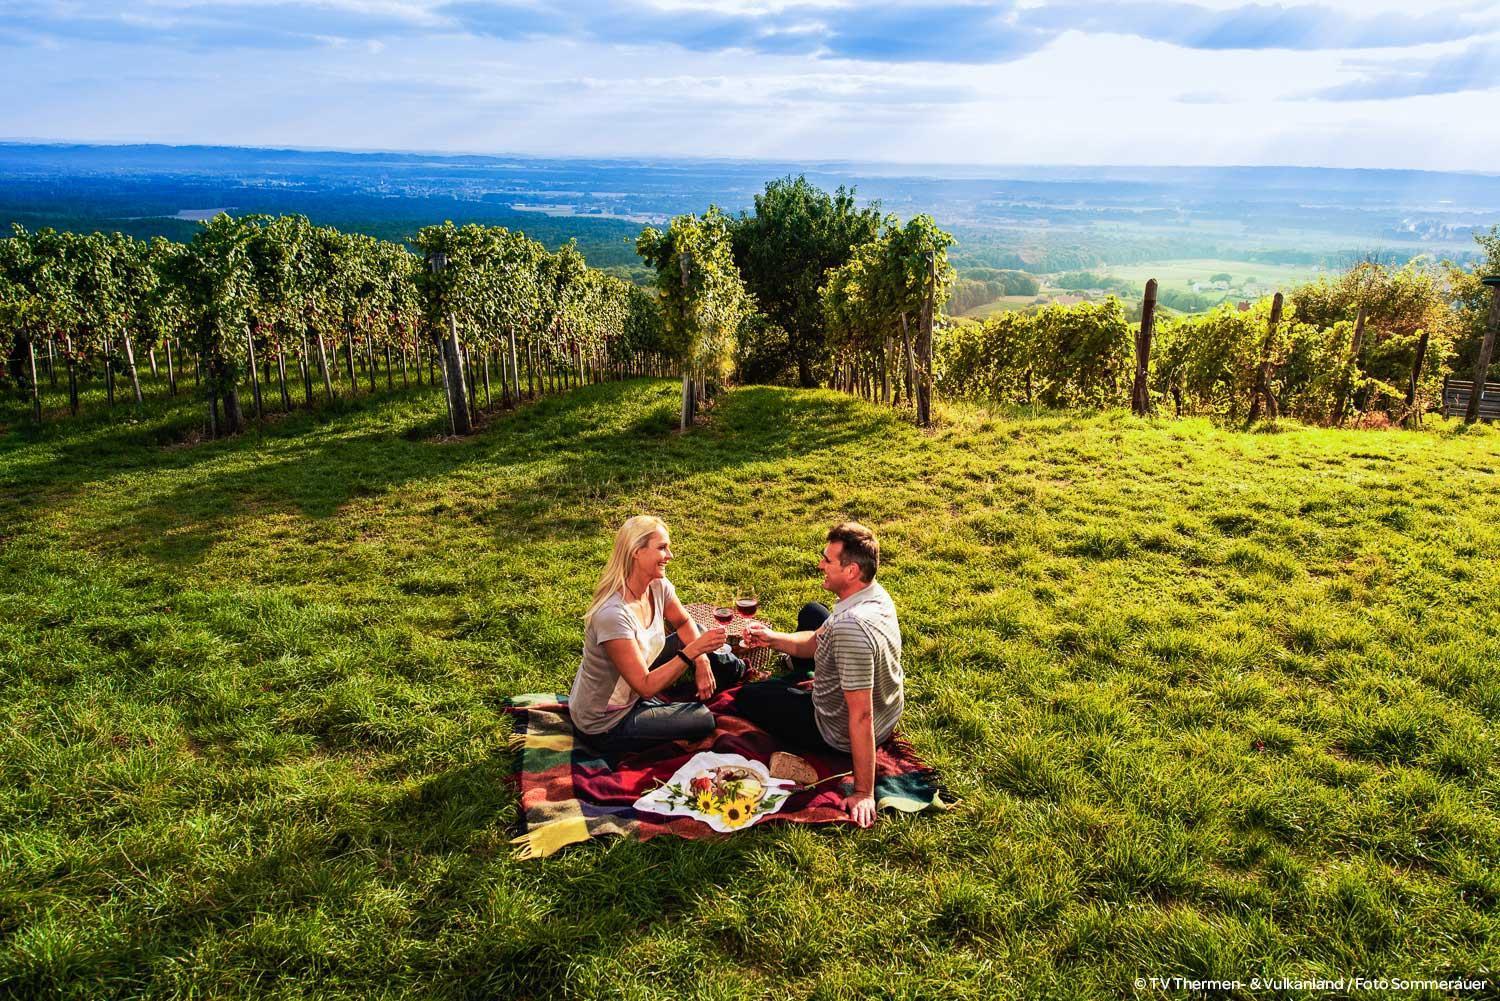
506;688;949;859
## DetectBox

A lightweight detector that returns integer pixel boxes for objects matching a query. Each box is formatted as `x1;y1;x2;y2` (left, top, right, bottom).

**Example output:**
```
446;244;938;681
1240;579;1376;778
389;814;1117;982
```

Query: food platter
633;752;795;831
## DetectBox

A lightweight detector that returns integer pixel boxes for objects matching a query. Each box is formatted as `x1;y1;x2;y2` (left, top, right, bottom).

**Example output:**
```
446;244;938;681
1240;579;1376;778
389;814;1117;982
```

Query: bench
1443;376;1500;421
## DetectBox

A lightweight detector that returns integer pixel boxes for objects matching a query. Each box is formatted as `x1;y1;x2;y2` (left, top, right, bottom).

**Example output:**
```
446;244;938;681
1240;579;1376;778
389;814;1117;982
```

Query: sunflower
695;791;717;814
719;797;757;828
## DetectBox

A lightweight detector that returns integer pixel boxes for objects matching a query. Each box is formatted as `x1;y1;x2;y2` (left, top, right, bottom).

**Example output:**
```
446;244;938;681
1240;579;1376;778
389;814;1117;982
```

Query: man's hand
740;622;772;649
695;662;716;701
843;792;877;828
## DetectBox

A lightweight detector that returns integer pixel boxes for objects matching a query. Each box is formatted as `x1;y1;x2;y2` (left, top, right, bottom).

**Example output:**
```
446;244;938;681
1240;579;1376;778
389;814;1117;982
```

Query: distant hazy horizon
4;138;1500;181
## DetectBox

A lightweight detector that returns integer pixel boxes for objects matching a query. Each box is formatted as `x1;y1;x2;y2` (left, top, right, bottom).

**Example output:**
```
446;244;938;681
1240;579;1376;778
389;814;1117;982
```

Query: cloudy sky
2;0;1498;169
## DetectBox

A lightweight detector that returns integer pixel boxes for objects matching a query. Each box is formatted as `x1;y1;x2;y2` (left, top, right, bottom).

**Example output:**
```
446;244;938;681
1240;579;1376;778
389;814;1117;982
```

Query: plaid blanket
506;690;949;859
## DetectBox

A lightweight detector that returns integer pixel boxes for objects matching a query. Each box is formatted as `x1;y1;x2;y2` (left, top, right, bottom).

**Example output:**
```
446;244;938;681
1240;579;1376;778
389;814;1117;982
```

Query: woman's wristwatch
676;650;694;669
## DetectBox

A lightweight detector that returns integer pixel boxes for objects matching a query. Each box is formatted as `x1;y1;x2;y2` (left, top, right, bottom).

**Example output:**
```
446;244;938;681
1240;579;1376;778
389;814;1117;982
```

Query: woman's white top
568;577;676;735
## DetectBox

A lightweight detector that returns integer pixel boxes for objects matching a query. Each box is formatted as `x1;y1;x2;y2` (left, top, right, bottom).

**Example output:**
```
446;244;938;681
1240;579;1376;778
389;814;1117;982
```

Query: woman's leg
785;602;829;680
590;697;716;754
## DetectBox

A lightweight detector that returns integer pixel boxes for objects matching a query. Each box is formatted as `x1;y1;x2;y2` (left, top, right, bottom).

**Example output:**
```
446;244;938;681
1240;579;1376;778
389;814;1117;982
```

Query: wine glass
735;588;759;622
711;600;735;655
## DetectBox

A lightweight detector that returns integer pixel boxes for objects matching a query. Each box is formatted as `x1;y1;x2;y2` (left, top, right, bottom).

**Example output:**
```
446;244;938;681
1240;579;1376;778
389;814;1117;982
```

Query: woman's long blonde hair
585;515;668;628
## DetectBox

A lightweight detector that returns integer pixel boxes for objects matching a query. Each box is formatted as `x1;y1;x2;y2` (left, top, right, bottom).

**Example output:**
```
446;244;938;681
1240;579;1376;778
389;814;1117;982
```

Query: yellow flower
695;791;717;815
719;797;756;828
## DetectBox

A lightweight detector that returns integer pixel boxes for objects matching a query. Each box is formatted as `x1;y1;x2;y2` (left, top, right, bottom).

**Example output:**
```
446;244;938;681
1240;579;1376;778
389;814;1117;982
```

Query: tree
731;176;884;388
164;214;256;435
638;207;754;428
821;214;955;417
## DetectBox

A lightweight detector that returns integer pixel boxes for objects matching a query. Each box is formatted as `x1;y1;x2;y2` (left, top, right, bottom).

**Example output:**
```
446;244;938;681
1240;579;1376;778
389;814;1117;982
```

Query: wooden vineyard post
64;334;79;416
465;342;479;426
679;253;695;430
385;344;393;391
1333;305;1366;426
1249;291;1283;422
245;328;264;420
1132;278;1158;416
46;337;57;387
27;338;41;422
148;348;158;378
448;317;473;433
298;332;312;404
435;338;455;435
276;344;290;410
508;325;521;406
120;330;144;410
428;251;473;435
345;335;358;396
365;333;376;394
314;331;334;402
105;335;116;407
917;253;935;427
1404;329;1430;426
1465;277;1500;424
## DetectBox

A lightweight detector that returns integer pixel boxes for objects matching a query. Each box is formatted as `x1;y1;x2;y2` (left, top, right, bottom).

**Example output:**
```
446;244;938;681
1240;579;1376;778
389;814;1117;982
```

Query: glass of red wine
735;589;759;620
735;588;759;653
712;601;735;655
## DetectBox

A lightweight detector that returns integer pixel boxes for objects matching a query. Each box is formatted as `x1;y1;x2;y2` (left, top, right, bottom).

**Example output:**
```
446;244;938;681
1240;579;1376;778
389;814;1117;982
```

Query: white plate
632;751;796;832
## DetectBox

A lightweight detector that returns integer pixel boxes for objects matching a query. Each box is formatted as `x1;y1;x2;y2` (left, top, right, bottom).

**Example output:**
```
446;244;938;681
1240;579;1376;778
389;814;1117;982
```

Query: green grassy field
2;378;1498;999
956;258;1327;319
1104;260;1327;297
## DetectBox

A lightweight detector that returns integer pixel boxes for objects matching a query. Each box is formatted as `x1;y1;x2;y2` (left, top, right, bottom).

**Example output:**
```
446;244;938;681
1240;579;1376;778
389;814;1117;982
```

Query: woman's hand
683;627;727;659
694;662;716;700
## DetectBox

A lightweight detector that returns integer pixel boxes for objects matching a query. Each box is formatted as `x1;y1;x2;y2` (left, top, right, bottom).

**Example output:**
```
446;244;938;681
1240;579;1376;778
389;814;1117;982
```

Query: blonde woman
569;515;743;752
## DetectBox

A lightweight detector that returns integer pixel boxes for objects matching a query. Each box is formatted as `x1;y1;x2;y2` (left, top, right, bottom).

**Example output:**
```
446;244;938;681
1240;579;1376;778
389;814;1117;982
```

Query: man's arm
741;623;818;660
842;687;878;827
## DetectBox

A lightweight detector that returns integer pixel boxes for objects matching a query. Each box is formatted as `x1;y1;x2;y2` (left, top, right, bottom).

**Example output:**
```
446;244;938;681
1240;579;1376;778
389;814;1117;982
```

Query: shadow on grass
39;380;903;565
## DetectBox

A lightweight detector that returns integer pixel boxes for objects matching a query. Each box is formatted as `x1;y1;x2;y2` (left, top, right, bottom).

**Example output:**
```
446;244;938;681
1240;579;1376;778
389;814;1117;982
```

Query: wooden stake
243;329;263;419
65;334;79;416
314;331;334;402
1404;329;1429;426
917;254;935;427
27;339;41;422
1333;305;1366;426
444;315;473;434
105;334;116;407
1465;278;1500;424
366;333;376;394
1248;291;1283;422
1132;279;1157;416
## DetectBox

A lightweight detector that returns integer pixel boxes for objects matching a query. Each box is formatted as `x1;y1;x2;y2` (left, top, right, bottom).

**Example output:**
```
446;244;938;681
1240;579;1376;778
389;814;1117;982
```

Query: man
738;521;904;828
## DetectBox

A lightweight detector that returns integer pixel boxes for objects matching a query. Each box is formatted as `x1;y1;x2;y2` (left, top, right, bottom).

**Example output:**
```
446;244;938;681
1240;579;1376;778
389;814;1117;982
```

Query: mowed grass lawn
2;379;1498;1000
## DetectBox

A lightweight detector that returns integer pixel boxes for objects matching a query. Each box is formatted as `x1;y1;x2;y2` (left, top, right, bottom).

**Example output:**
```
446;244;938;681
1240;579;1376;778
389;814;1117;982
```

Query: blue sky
2;0;1498;169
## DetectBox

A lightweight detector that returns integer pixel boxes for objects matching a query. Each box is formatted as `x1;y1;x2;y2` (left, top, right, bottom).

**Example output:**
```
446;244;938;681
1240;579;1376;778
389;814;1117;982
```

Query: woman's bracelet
676;650;694;670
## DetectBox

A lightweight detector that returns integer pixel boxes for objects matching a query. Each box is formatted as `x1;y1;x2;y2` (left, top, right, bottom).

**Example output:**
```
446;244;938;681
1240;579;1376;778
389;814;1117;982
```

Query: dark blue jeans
586;637;746;754
731;602;835;752
783;601;829;681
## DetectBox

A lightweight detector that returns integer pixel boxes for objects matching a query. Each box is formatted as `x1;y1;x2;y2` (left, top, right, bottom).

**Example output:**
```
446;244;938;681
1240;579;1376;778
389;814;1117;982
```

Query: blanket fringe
507;731;527;750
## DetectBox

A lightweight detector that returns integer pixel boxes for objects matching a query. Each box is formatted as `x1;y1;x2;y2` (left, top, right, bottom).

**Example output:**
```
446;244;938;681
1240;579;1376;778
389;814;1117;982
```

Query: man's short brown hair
827;521;879;582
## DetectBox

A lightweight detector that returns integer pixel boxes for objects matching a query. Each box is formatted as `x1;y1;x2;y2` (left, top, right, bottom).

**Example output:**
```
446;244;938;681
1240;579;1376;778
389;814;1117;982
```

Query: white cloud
3;1;1500;169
